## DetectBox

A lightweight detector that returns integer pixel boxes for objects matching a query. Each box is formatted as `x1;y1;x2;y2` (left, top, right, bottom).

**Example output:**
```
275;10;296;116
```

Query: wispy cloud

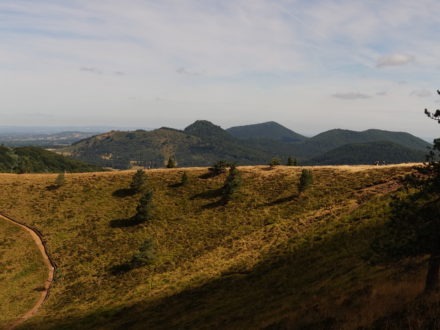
0;0;439;138
80;67;102;74
176;67;203;76
376;54;414;68
332;92;371;100
411;89;432;98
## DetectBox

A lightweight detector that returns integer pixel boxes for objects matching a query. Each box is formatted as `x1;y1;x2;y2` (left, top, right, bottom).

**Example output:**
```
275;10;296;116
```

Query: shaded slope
227;121;307;142
310;141;426;165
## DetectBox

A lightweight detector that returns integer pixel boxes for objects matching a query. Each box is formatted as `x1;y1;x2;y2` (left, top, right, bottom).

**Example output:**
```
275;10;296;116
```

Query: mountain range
63;120;431;168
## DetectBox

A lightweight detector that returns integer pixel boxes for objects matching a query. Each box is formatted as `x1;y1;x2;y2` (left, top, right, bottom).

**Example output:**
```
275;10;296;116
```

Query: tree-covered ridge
309;141;426;165
65;120;430;169
0;146;103;173
227;121;307;142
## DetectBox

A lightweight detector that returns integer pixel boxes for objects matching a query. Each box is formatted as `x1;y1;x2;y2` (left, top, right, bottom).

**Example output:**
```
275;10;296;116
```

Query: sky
1;0;440;139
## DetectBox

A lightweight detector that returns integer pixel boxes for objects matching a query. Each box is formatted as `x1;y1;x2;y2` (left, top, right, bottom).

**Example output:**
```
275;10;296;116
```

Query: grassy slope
0;216;47;328
0;165;431;329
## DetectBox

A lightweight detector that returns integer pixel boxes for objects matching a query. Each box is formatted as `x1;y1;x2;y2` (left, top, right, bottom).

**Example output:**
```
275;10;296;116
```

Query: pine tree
131;239;156;267
209;161;229;175
181;171;188;186
287;156;297;166
166;157;176;168
130;169;146;192
54;172;65;187
298;169;313;194
269;158;281;167
222;164;241;203
383;90;440;292
134;191;153;223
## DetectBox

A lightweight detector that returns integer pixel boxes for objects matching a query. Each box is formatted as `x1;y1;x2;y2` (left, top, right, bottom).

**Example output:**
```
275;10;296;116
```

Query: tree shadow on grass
191;188;223;200
46;184;60;191
109;262;133;275
112;188;136;198
202;199;227;209
109;217;140;228
264;194;298;207
198;172;217;179
168;182;183;188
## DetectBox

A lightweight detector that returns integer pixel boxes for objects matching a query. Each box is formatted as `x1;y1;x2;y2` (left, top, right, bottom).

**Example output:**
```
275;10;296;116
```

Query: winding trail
0;213;55;330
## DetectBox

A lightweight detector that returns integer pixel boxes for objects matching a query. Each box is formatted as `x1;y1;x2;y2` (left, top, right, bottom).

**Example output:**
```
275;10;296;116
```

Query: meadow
1;164;435;329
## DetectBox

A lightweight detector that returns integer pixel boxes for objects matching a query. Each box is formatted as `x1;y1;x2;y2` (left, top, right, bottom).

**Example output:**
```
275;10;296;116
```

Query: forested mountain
227;121;307;142
298;128;430;158
0;146;103;173
64;120;430;168
67;122;269;168
309;141;426;165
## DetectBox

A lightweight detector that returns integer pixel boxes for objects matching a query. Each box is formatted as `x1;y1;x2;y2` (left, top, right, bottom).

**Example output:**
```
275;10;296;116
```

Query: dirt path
0;213;55;330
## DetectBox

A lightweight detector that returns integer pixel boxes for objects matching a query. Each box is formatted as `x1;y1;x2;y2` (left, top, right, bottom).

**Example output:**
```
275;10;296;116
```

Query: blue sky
1;0;440;139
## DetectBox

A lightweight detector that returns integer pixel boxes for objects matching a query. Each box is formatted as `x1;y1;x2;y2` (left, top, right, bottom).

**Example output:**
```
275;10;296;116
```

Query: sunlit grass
0;165;426;329
0;218;47;328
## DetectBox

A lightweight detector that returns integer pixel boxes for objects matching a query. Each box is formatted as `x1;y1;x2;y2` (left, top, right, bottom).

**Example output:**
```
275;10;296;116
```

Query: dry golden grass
0;164;430;329
0;217;47;328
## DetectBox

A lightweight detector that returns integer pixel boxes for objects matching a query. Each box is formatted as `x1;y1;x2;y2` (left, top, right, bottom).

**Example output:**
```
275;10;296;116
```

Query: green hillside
61;120;429;169
298;129;431;159
0;146;102;173
310;141;426;165
1;165;438;329
65;120;429;169
227;121;307;142
68;123;269;168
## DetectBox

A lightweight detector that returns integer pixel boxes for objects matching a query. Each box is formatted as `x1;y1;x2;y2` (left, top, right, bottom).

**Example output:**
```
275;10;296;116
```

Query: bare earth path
0;213;55;330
